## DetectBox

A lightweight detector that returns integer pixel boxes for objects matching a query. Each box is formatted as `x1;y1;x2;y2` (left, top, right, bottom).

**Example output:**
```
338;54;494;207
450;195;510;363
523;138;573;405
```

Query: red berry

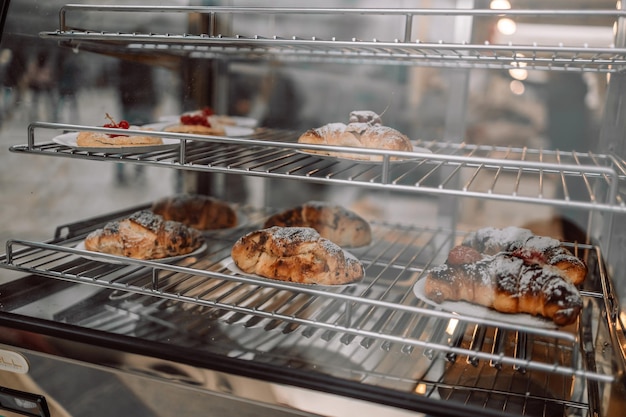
118;120;130;129
180;111;212;127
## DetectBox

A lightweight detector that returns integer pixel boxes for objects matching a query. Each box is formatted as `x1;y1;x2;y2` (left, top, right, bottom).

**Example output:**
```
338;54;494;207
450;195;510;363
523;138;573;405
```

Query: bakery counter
10;121;626;215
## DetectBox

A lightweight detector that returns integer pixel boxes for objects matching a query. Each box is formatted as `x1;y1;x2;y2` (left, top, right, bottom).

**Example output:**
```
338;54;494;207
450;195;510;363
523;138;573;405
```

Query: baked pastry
424;245;583;326
76;114;162;147
231;226;364;285
462;226;587;285
165;107;226;135
76;131;163;147
263;201;372;247
297;111;413;161
84;210;204;260
151;194;237;231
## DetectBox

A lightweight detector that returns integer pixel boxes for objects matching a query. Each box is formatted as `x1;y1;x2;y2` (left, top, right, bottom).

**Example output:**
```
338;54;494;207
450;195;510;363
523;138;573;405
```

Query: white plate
159;114;258;129
227;116;258;128
222;252;362;288
53;131;180;154
412;278;557;329
75;240;208;265
223;125;255;137
296;145;432;164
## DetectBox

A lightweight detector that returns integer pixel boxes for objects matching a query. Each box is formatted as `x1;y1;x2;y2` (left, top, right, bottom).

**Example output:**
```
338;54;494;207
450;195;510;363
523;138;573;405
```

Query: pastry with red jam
76;113;162;147
164;107;227;135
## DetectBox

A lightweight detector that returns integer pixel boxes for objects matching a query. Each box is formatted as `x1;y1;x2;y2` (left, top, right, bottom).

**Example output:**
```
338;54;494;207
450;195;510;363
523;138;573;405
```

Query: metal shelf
39;5;626;72
0;206;612;390
11;122;626;214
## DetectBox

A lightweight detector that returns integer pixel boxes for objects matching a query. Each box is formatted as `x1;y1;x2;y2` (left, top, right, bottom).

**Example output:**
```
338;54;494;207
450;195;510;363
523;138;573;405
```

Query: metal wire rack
0;206;613;389
11;122;626;214
2;4;623;416
38;5;626;72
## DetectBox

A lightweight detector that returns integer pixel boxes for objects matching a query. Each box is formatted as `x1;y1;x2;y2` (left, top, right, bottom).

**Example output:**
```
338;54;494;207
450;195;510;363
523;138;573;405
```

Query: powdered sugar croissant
263;201;371;248
231;226;364;285
297;111;413;161
462;226;587;285
425;245;583;326
84;210;204;260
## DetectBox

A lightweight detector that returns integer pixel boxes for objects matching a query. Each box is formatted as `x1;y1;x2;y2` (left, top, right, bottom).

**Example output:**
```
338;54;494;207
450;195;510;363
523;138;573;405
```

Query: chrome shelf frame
12;122;626;214
39;5;626;72
0;211;612;387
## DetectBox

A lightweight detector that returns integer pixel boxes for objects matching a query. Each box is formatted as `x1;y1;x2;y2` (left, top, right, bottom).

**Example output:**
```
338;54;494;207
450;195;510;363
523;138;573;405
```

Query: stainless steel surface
39;6;626;72
11;122;626;214
0;341;332;417
0;205;621;416
2;2;626;417
0;209;619;382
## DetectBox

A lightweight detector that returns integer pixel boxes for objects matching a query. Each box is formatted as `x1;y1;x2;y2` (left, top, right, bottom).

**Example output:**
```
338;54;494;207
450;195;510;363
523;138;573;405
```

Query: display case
1;3;625;417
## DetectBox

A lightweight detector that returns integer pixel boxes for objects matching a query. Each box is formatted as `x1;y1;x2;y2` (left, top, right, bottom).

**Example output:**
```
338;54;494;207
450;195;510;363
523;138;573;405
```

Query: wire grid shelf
39;5;626;72
11;122;626;214
0;210;612;385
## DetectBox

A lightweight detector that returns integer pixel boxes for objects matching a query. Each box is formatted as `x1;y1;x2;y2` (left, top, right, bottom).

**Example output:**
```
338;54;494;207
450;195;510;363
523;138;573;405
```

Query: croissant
84;210;204;260
151;194;237;231
231;226;364;285
424;245;583;326
263;201;372;248
462;226;587;285
297;111;413;161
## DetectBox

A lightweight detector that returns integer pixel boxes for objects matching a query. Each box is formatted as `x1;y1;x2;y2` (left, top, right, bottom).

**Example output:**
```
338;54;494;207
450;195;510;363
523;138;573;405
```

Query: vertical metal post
436;0;474;246
598;3;626;294
403;14;413;43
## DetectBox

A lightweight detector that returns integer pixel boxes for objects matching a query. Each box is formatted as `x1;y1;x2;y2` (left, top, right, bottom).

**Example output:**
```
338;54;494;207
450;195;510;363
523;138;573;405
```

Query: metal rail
38;5;626;72
11;122;626;214
0;213;612;385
